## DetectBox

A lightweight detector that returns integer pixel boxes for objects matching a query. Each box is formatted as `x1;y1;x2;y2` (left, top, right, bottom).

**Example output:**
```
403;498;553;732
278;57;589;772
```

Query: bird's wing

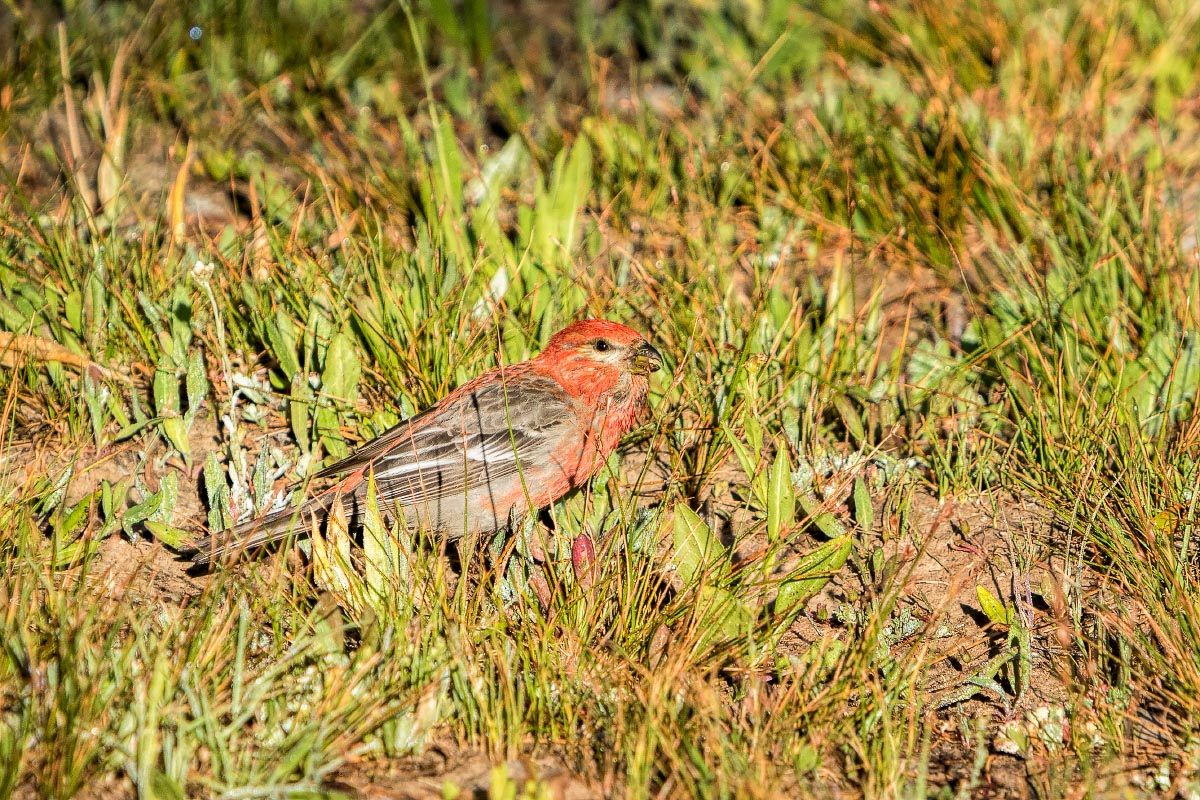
315;373;579;507
190;373;579;566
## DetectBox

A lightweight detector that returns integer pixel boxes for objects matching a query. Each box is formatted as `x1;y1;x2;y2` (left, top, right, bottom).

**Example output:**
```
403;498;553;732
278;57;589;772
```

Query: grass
3;0;1200;796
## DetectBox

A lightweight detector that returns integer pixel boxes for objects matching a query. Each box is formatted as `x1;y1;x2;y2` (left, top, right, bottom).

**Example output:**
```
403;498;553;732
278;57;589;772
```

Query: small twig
0;331;129;383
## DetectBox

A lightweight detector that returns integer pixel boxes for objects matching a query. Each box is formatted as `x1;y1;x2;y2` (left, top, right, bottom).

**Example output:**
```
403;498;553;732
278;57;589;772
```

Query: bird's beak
631;340;663;376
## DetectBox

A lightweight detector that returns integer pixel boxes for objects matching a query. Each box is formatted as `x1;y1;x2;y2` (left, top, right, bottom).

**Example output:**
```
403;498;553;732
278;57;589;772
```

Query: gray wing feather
190;374;576;565
323;375;575;507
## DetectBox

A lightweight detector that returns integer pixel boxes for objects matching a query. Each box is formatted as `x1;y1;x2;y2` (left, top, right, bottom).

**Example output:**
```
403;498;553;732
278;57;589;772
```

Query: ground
4;1;1200;798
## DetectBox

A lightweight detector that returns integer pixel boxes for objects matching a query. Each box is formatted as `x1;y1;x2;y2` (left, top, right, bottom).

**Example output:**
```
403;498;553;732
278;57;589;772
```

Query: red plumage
193;319;662;565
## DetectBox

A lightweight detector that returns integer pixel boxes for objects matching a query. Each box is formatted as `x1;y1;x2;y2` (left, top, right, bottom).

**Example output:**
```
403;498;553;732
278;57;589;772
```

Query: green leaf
57;491;95;539
147;769;186;800
82;373;110;445
853;476;873;532
169;286;193;362
672;504;723;587
797;493;847;537
361;471;410;603
833;394;865;443
317;408;347;460
185;349;208;420
156;472;179;519
64;289;83;333
322;331;362;403
698;586;754;641
743;414;764;462
161;416;191;462
53;538;100;568
532;136;593;264
143;521;188;549
721;421;758;485
767;446;795;542
105;379;131;430
290;377;312;455
870;546;885;579
204;452;230;532
114;417;157;442
976;585;1012;626
122;490;164;535
153;369;178;416
0;293;29;330
776;535;852;614
268;309;302;381
318;332;359;461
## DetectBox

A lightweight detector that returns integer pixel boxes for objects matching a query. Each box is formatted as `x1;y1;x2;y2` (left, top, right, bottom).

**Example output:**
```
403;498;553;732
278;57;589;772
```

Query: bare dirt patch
327;749;597;800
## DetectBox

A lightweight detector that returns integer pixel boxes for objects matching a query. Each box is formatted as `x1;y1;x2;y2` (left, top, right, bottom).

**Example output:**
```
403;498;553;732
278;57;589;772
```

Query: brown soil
17;409;1090;799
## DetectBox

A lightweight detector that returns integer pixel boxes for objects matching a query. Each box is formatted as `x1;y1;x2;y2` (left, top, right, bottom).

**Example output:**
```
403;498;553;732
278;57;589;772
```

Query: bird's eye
594;339;611;352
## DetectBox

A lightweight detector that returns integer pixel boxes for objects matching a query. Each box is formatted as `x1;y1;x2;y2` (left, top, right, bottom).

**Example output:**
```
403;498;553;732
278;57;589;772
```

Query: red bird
193;319;662;565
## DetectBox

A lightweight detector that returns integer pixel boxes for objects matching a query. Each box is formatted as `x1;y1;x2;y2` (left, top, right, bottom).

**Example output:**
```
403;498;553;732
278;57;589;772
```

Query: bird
191;319;662;566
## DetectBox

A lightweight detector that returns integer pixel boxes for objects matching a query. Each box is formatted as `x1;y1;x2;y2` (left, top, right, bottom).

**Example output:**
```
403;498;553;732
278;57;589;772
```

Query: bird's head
539;319;662;376
533;319;663;411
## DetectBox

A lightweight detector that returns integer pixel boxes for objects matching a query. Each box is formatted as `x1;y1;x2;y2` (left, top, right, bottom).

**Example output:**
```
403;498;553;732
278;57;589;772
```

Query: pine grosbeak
193;319;661;565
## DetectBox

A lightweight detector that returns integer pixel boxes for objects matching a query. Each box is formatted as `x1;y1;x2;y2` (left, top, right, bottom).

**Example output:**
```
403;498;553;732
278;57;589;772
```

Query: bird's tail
189;493;341;567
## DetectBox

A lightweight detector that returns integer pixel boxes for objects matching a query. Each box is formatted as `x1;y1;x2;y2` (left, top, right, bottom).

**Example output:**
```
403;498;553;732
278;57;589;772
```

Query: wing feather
315;374;576;508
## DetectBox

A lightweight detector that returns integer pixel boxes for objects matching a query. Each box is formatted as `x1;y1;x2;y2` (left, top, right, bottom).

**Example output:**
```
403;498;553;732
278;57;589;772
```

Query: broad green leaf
153;369;178;416
532;136;592;264
767;446;795;542
322;331;361;403
143;521;188;549
84;269;106;350
312;499;359;609
204;452;230;532
99;477;129;524
114;417;157;442
290;376;312;455
168;286;193;360
672;504;722;587
318;332;359;460
251;446;273;512
105;379;130;430
553;136;591;252
156;472;179;518
268;309;303;381
721;421;758;485
833;394;865;443
362;471;410;601
122;490;164;535
53;538;99;568
797;493;847;537
185;349;208;419
82;373;109;445
870;546;885;579
317;409;347;460
743;414;764;462
147;770;186;800
0;293;29;330
308;306;333;367
57;491;94;539
976;585;1012;626
853;476;873;532
161;416;191;462
698;585;754;641
776;534;852;614
64;289;83;333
